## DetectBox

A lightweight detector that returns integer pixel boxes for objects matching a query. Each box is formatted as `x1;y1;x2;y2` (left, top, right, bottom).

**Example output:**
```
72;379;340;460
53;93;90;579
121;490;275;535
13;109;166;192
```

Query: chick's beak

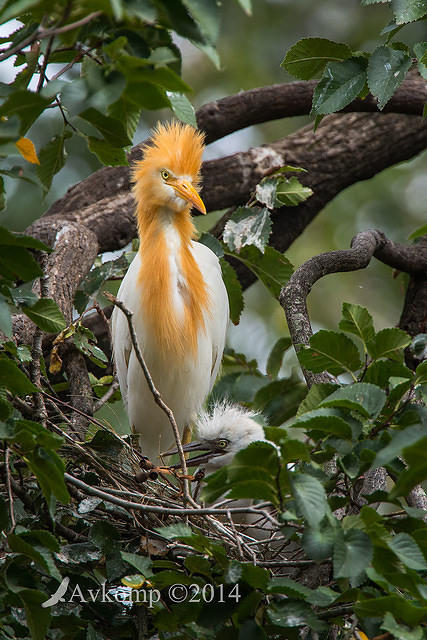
162;440;220;468
172;179;206;214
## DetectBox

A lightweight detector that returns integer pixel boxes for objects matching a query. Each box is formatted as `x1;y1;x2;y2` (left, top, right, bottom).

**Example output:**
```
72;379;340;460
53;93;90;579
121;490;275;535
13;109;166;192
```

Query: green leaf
414;360;427;385
108;96;141;140
364;360;412;386
312;57;367;115
235;0;252;14
23;298;67;334
19;589;51;640
223;206;272;253
367;45;412;110
220;259;243;325
281;37;352;80
367;327;411;360
291;473;329;527
182;0;220;43
319;382;386;418
87;137;128;166
389;435;427;498
28;445;69;505
36;134;67;190
302;519;336;561
166;91;197;126
199;232;224;258
355;596;427;626
266;337;292;378
392;0;427;24
80;108;132;147
292;408;353;439
414;42;427;79
0;356;37;394
387;533;427;570
298;330;362;376
120;551;153;577
0;246;42;281
373;423;426;467
0;90;51;134
231;245;293;298
409;222;427;240
296;382;339;416
275;177;313;207
0;226;50;251
339;302;375;346
333;529;373;578
267;599;326;631
381;612;424;640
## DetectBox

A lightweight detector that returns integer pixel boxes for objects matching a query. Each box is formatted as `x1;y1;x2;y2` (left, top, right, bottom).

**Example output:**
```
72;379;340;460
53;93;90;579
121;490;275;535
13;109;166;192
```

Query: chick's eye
217;439;228;449
161;170;170;180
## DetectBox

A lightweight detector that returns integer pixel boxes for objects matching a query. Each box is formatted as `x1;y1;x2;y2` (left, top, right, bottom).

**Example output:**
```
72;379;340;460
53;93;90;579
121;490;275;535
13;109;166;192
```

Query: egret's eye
161;169;170;181
217;439;229;449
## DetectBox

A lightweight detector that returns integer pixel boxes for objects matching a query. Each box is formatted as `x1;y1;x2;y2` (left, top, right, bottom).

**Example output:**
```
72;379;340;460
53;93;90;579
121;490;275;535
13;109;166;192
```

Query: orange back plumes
132;122;210;361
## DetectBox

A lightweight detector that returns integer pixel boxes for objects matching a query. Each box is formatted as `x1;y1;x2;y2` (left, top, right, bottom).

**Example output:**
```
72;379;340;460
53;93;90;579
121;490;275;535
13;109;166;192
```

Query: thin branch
93;379;120;413
64;471;274;517
104;293;192;504
4;446;15;532
30;253;49;425
36;35;54;92
0;12;102;63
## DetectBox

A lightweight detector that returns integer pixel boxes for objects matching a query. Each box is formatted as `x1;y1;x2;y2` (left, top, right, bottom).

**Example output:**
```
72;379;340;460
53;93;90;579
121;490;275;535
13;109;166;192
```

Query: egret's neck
136;203;209;358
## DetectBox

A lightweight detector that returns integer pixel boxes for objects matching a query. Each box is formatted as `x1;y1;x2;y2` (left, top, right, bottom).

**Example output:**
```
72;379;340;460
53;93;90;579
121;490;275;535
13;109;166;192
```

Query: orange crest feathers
135;121;205;183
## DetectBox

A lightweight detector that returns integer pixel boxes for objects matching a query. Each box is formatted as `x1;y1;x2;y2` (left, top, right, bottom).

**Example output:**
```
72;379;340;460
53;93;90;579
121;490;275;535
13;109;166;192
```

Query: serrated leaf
373;424;426;467
199;232;224;258
392;0;427;24
120;552;153;577
0;356;37;394
0;226;50;252
296;382;339;416
256;177;279;209
381;612;424;640
223;206;272;253
220;259;243;325
275;177;313;207
166;91;197;127
15;136;39;164
414;42;427;79
367;45;412;110
292;407;353;439
232;245;293;298
364;360;412;386
23;299;66;334
0;246;42;281
367;327;411;360
87;137;128;166
312;57;367;115
182;0;220;43
389;435;427;498
387;533;427;570
80;108;132;147
356;596;427;626
0;90;51;134
333;529;372;578
291;473;329;527
319;382;386;418
298;330;362;376
339;302;376;346
281;37;352;80
266;337;292;378
36;134;67;190
302;519;336;561
414;360;427;385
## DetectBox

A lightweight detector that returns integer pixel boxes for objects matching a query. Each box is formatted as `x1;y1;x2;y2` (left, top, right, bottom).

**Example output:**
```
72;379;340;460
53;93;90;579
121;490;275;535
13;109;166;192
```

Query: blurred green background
1;0;425;387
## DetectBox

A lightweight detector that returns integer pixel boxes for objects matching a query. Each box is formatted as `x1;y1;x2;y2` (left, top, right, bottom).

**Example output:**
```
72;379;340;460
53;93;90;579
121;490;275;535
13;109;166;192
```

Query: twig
104;293;192;504
36;35;54;92
4;446;15;532
64;471;275;517
93;379;120;413
0;12;102;63
30;253;49;425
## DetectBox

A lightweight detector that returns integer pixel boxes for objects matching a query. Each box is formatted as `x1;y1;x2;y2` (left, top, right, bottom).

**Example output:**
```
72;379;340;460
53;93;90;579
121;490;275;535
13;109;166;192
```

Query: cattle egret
111;122;229;462
164;402;266;474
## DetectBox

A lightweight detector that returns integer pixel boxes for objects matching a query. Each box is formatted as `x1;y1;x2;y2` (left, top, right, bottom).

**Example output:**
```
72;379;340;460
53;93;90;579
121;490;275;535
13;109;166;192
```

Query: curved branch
42;111;427;262
197;72;427;144
280;229;427;387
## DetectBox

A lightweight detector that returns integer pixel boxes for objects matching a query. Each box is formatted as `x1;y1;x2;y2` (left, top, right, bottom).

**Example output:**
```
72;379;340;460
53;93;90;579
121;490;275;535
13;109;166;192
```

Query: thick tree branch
42;79;427;264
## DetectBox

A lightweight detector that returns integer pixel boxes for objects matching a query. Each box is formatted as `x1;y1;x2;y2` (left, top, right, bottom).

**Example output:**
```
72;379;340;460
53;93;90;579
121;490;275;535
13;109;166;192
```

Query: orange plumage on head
132;121;210;360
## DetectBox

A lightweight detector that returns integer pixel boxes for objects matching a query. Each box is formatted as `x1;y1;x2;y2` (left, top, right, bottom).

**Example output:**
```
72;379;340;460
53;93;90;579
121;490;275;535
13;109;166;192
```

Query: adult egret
111;122;229;462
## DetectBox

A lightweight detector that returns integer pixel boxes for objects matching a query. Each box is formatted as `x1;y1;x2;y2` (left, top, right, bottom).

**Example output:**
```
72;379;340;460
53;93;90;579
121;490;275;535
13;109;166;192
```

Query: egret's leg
182;423;193;461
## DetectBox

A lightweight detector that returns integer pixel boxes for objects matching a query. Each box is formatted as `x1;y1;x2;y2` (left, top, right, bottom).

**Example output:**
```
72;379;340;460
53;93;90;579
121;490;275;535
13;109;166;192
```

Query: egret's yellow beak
172;179;206;214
